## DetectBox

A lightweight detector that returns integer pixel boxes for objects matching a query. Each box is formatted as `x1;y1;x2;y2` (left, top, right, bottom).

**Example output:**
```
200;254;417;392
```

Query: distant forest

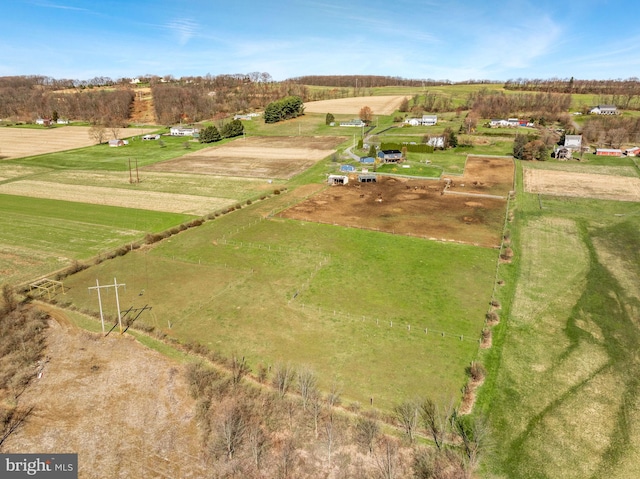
3;74;640;125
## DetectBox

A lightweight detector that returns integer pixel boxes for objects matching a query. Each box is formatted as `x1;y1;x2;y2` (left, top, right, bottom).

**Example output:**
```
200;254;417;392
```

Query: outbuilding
595;148;622;156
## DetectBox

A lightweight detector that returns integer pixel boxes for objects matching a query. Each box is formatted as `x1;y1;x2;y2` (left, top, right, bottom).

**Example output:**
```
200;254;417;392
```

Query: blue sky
2;0;639;82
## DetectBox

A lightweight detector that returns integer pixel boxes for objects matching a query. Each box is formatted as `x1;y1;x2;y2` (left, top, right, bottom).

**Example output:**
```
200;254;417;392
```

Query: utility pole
88;278;126;334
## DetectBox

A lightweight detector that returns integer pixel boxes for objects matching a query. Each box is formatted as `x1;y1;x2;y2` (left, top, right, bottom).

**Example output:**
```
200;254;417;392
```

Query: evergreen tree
221;119;244;138
200;125;221;143
325;113;335;125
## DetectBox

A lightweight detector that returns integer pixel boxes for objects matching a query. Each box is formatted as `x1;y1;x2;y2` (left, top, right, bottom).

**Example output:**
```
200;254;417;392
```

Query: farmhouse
35;118;52;126
426;136;445;148
404;118;422;126
595;148;623;156
553;146;572;159
422;115;438;126
489;119;510;127
564;135;583;150
328;174;349;185
339;119;365;127
377;149;403;163
108;139;125;147
590;105;618;115
56;119;69;125
170;126;199;136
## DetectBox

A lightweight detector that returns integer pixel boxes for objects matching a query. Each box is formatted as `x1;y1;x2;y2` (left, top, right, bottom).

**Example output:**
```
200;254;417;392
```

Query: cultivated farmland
303;95;409;115
0;126;157;159
145;135;346;179
524;167;640;202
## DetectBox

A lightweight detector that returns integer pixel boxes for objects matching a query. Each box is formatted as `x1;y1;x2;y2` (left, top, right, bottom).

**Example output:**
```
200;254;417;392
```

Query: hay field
146;135;345;179
303;95;409;115
0;126;157;160
524;168;640;202
0;180;233;215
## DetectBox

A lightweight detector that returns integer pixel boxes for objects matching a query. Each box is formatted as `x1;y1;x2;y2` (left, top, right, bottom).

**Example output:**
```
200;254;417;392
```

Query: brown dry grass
3;309;208;478
0;127;158;160
523;168;640;202
303;95;409;115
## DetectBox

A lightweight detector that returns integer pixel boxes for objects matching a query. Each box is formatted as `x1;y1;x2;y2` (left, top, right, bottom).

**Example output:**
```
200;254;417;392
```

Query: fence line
287;302;481;344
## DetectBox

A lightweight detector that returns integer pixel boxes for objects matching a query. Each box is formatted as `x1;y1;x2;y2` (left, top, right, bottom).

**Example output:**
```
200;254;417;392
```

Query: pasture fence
287;301;482;344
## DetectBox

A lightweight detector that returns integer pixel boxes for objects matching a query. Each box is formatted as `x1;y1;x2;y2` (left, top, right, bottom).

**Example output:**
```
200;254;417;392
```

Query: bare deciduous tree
230;354;250;386
297;367;317;411
420;398;452;451
89;124;107;144
374;437;399;479
393;400;419;443
354;416;379;454
272;363;296;397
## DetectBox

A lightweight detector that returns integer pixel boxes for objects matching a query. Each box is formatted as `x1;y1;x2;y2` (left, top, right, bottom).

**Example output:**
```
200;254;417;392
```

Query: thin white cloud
167;19;199;45
31;1;90;11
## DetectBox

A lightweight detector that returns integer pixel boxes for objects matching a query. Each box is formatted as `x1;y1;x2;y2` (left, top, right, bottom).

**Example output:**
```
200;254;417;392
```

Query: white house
426;136;445;148
421;115;438;126
170;127;199;136
339;119;365;127
590;105;618;115
404;118;422;126
564;135;583;150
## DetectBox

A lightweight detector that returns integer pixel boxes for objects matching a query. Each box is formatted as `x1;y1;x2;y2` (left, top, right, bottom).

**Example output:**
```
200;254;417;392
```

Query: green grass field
476;160;640;478
58;191;499;410
0;194;194;285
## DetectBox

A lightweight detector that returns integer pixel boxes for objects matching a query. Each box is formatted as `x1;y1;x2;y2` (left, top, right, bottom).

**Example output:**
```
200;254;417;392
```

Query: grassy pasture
0;194;193;285
477;159;640;478
58;192;498;410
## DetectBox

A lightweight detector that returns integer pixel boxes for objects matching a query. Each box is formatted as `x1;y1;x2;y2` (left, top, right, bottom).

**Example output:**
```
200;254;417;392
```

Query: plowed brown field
0;126;157;160
145;135;346;179
303;95;409;115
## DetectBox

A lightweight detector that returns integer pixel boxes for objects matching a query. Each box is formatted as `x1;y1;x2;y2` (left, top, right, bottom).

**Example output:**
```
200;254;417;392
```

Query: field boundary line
287;302;482;344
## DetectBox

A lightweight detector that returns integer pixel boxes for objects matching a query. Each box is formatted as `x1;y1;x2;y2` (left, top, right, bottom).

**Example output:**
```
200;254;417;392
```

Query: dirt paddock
280;156;515;248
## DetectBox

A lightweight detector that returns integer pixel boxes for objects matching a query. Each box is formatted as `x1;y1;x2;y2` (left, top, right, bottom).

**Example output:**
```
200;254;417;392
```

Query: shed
360;157;375;164
328;175;349;185
108;139;125;147
142;134;161;140
624;147;640;156
340;164;356;172
358;174;377;183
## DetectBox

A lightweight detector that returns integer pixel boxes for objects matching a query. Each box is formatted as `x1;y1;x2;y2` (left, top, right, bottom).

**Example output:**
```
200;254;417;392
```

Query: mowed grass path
61;194;498;410
478;161;640;478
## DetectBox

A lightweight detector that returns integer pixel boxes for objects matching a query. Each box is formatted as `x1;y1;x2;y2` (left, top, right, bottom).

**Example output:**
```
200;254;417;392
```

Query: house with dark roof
377;149;403;163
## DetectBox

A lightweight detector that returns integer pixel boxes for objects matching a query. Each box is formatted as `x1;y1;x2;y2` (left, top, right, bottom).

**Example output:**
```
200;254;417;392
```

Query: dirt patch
524;168;640;202
0;127;158;160
145;135;346;179
303;96;410;115
3;310;207;478
280;156;514;248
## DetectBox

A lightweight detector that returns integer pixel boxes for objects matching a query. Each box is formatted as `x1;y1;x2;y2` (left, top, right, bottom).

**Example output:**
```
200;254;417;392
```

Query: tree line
287;75;451;88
